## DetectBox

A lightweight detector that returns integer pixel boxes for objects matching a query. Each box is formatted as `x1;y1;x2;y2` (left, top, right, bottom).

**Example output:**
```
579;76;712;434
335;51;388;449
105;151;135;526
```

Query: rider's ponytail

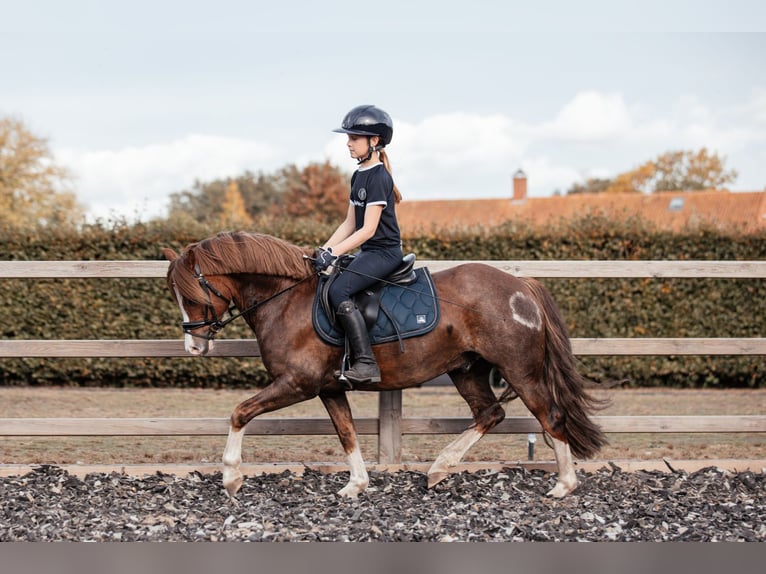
379;149;402;203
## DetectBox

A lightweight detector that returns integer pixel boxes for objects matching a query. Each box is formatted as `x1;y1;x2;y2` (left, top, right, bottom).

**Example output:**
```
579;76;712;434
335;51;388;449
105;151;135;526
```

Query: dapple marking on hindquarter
509;291;542;331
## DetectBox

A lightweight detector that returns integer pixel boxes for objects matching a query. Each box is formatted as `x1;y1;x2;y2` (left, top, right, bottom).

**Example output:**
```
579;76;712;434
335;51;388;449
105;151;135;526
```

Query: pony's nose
185;334;211;356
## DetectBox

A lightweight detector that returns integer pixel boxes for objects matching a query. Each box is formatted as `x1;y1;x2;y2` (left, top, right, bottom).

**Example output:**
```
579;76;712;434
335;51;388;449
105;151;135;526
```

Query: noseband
179;263;314;340
180;264;235;339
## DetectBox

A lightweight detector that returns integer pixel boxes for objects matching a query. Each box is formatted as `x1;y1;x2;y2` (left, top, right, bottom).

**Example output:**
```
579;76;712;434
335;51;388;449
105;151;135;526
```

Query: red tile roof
396;190;766;236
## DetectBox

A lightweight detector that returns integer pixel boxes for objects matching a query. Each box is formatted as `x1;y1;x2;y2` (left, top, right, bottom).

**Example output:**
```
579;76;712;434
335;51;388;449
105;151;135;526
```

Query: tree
277;161;348;224
602;148;737;194
567;148;738;195
651;148;737;191
566;178;613;195
166;162;349;225
0;116;82;227
218;180;253;228
167;170;283;225
603;161;655;194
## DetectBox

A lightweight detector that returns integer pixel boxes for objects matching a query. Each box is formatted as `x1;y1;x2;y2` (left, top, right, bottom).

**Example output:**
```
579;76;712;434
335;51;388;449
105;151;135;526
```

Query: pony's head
163;246;233;356
163;231;316;356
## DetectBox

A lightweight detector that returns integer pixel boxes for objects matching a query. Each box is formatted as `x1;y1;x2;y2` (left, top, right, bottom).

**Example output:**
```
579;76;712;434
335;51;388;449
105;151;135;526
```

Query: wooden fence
1;260;765;471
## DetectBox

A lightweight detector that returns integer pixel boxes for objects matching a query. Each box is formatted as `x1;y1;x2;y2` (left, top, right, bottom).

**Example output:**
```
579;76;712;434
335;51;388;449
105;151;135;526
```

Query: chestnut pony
164;231;607;499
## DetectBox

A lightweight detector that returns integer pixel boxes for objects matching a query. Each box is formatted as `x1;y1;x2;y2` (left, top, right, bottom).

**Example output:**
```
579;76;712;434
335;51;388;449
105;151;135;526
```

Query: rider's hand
313;247;337;271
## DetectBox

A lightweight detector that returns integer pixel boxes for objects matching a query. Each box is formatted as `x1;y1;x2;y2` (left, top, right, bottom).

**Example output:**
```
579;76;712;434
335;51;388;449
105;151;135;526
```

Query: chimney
512;168;527;202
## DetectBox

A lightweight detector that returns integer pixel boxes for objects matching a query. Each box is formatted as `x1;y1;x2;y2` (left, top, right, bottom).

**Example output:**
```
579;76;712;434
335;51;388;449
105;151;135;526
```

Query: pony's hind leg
319;391;369;498
498;370;579;497
548;436;578;498
428;365;505;488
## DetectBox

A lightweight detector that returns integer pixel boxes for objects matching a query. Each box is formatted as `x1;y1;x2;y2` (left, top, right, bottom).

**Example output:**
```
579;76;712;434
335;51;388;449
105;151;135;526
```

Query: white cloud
540;91;633;140
661;94;766;154
399;113;525;167
57;134;280;221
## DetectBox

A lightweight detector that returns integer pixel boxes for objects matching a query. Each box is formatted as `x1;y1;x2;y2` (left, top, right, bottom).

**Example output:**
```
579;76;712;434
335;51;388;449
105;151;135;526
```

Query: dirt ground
0;386;763;465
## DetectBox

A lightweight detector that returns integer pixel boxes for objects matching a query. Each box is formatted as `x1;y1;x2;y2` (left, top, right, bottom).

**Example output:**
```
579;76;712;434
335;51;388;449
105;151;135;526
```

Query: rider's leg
335;300;381;384
327;249;402;385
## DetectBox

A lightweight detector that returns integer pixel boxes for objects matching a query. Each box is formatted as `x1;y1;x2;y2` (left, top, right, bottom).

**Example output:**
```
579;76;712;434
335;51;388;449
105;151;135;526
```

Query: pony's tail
522;278;610;459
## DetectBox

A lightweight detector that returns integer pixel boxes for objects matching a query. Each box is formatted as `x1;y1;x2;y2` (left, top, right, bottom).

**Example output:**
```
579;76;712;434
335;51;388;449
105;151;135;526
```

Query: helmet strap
356;139;384;165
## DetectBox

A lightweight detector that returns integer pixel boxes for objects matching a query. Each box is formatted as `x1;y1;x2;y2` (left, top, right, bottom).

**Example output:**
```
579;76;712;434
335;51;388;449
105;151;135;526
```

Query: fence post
378;390;402;464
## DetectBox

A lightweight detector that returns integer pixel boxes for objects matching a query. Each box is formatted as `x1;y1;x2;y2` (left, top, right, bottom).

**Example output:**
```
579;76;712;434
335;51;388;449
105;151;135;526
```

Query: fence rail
1;260;765;467
1;338;765;357
1;415;764;437
1;259;765;278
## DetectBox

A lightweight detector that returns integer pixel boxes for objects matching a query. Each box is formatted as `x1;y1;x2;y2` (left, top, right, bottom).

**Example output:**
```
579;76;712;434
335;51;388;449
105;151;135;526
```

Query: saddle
312;253;440;350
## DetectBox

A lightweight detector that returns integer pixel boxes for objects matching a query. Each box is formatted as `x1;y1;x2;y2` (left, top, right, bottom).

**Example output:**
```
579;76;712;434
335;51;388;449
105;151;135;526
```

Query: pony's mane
168;231;313;304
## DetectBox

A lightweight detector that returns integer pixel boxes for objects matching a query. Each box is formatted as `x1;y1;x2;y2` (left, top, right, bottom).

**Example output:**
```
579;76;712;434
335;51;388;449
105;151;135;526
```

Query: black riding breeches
328;247;404;311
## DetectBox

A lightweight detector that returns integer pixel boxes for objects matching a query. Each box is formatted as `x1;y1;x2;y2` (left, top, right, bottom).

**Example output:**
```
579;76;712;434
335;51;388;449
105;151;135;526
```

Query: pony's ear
162;248;178;261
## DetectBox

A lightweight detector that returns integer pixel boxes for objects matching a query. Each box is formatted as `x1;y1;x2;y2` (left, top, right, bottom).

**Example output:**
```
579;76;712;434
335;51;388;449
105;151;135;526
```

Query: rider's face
346;134;379;160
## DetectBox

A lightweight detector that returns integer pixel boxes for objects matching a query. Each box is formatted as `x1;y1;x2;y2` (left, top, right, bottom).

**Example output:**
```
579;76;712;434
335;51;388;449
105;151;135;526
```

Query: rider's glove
313;247;337;272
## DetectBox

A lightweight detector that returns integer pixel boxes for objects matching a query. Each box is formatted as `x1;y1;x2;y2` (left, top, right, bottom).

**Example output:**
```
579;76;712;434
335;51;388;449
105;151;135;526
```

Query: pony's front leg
222;375;316;498
547;436;578;498
319;391;369;498
339;446;369;498
222;425;246;498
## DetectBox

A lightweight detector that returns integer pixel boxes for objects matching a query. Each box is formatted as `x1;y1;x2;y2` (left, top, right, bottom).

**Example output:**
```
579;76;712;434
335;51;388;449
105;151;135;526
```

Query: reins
181;263;314;339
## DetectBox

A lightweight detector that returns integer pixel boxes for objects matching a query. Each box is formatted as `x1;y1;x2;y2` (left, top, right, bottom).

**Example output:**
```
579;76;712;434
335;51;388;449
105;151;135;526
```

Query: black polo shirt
349;163;401;250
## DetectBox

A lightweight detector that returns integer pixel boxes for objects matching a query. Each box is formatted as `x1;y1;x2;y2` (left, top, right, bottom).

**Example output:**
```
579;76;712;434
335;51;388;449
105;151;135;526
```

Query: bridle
180;263;313;340
179;264;233;338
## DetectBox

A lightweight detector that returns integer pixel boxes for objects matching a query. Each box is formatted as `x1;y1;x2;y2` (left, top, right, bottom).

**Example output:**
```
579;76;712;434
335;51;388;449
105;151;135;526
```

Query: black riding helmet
333;105;393;147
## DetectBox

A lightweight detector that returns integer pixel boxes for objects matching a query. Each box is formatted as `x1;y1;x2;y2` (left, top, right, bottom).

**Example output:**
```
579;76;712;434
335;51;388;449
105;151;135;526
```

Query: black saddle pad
312;267;440;347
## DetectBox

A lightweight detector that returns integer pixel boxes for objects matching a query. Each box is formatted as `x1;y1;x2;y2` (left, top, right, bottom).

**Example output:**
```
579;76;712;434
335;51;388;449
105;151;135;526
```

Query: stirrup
335;340;354;390
335;369;354;390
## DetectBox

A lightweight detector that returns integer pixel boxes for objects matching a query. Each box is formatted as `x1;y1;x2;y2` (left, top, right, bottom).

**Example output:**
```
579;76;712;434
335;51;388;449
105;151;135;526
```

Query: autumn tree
276;161;348;224
167;170;283;225
650;148;737;191
0;116;82;227
568;148;738;195
166;162;349;225
602;161;656;194
218;180;253;228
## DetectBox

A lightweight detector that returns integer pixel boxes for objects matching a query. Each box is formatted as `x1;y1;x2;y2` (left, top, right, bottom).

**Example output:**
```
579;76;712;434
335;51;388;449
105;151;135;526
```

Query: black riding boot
335;300;381;385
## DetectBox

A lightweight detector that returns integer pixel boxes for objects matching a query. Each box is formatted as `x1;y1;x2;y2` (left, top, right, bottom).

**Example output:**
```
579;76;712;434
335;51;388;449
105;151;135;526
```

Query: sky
2;1;765;222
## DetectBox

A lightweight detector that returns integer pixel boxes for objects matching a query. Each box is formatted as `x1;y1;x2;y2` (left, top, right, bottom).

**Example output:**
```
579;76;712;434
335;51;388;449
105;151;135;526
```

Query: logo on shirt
357;188;367;201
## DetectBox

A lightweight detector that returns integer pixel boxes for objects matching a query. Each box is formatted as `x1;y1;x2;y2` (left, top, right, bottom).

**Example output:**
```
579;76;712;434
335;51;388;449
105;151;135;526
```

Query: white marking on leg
338;445;369;498
222;425;245;497
427;428;483;486
508;292;542;331
547;436;578;498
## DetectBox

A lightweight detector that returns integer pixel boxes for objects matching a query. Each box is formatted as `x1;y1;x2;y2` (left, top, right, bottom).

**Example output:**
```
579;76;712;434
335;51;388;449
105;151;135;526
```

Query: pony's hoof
223;468;244;498
337;484;361;499
546;480;576;498
337;476;368;498
427;471;449;488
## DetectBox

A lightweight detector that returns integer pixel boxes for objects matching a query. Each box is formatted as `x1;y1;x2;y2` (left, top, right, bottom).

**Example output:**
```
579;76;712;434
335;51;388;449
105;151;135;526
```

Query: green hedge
0;216;764;388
